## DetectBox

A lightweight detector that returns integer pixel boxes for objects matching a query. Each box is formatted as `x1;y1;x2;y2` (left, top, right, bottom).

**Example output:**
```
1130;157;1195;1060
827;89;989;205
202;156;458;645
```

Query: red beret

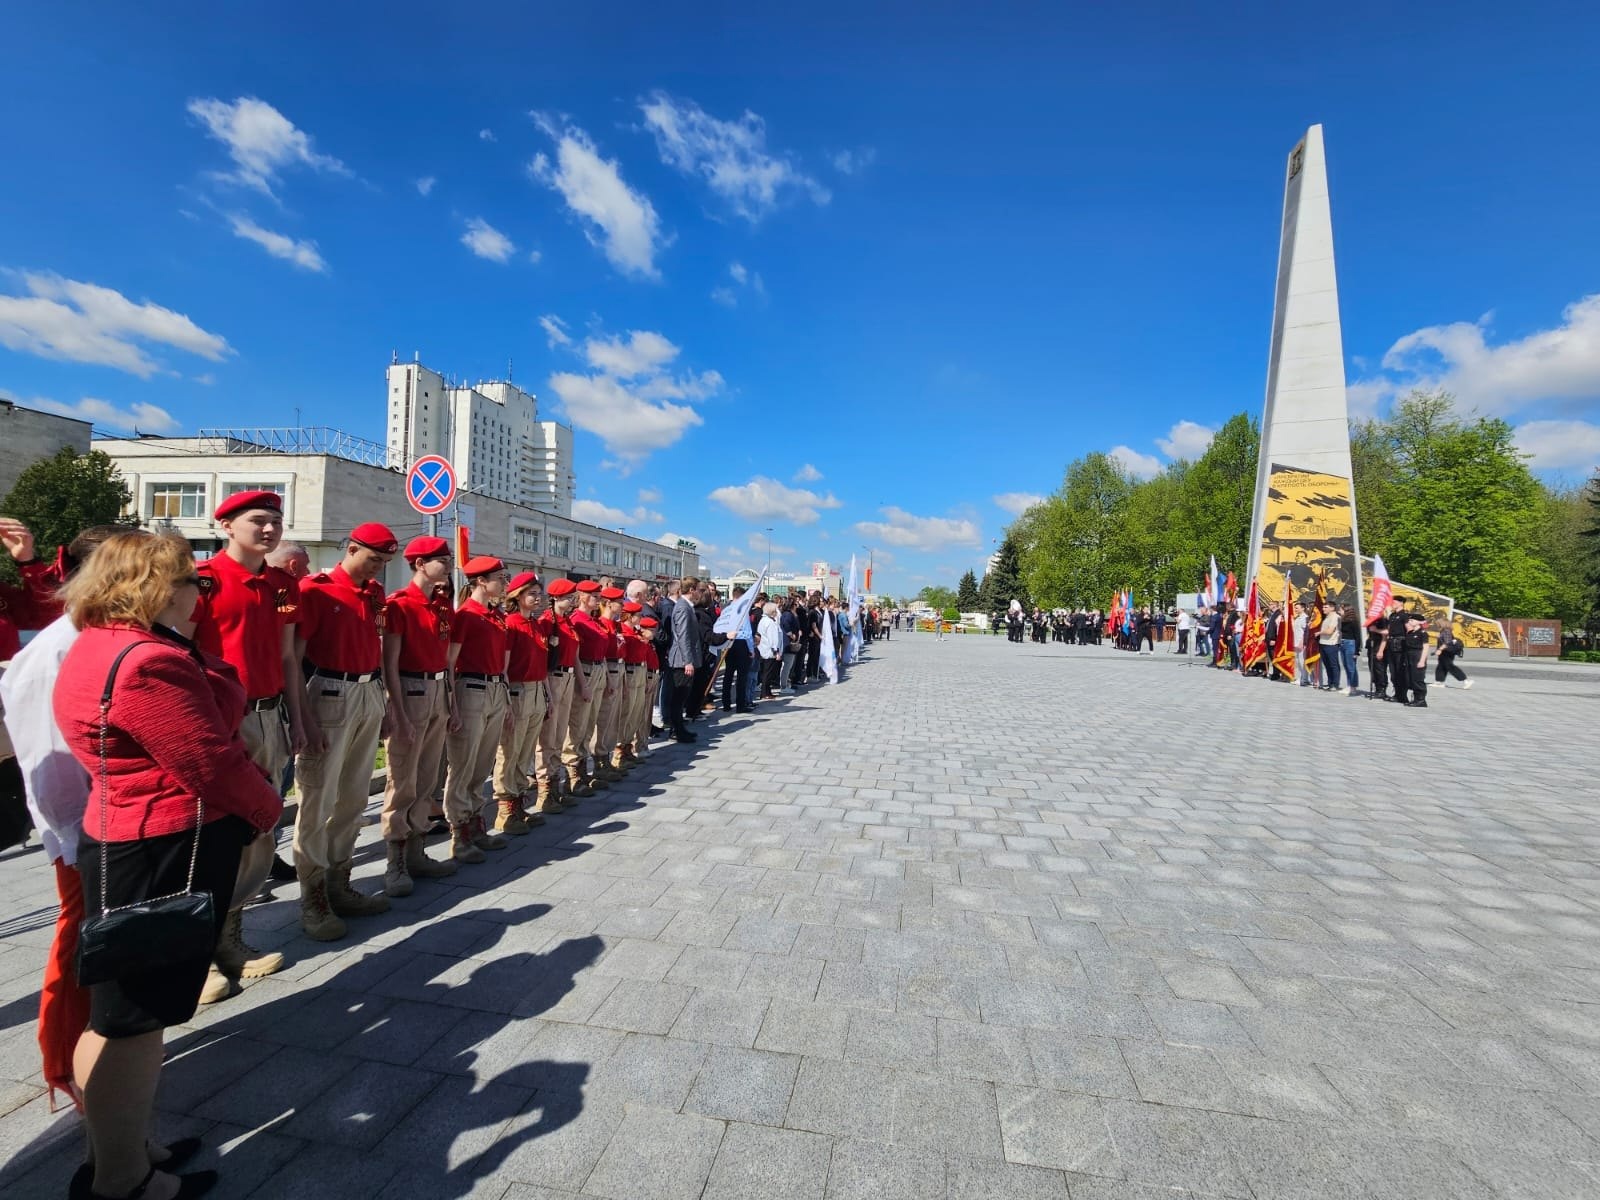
463;555;506;578
640;617;658;628
546;578;577;596
215;489;282;522
600;586;625;600
350;523;400;554
622;601;642;613
575;580;601;593
404;535;449;561
507;570;540;595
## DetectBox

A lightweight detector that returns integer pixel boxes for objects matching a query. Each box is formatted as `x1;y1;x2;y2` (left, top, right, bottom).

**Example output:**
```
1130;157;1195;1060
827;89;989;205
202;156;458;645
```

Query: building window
601;545;618;567
512;525;539;554
644;555;655;573
548;534;570;558
149;482;207;520
576;540;597;563
623;550;638;570
224;482;287;500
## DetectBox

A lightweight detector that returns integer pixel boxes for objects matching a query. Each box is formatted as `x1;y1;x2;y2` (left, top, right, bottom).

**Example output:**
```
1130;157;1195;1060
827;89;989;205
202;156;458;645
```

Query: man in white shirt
1175;609;1192;655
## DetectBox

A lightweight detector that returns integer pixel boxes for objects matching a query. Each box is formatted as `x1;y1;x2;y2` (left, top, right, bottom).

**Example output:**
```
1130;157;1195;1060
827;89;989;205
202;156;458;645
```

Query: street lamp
764;527;773;574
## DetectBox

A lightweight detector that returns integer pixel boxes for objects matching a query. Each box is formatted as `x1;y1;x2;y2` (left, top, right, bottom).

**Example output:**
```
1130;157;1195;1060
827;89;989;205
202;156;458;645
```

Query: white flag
819;605;838;683
712;568;766;636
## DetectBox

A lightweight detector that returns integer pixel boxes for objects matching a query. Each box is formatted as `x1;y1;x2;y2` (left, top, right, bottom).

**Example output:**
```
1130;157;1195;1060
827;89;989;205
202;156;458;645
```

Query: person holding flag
1240;579;1267;674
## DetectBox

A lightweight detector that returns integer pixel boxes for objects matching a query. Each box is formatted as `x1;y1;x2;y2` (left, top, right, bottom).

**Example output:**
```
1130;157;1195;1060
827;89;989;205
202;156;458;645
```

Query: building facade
0;400;93;499
97;434;698;592
385;358;575;517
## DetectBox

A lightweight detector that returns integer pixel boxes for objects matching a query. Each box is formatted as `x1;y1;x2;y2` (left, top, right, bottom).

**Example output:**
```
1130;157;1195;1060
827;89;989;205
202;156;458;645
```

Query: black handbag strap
95;639;205;917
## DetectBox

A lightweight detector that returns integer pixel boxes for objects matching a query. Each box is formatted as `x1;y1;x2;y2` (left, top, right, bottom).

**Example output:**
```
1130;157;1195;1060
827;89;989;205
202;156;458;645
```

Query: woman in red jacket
53;531;283;1200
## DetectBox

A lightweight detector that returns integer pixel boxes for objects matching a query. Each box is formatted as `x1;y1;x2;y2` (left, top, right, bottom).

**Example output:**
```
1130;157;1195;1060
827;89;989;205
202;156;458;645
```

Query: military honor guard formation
0;490;882;1200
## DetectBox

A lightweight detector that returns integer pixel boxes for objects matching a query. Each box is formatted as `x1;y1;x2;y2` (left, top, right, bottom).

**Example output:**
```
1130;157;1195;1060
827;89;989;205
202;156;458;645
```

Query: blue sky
4;3;1598;596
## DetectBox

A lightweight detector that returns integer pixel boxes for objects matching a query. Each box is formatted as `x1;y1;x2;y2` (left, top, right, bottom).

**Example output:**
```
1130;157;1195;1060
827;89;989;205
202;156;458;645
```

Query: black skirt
77;815;252;1038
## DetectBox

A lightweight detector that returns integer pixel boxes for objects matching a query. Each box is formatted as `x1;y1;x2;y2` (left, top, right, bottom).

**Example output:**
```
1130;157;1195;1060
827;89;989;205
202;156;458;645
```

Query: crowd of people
0;494;882;1200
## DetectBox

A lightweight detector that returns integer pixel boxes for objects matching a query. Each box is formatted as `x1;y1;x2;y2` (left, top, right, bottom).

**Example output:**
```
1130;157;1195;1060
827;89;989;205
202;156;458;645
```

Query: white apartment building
96;431;697;593
385;358;574;516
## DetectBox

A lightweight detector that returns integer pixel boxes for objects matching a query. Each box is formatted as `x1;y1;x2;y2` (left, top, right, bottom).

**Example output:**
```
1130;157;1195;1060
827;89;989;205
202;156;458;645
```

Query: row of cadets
442;555;512;865
536;578;580;811
492;570;551;838
379;536;461;898
592;586;628;786
189;489;302;998
562;580;609;798
293;521;398;940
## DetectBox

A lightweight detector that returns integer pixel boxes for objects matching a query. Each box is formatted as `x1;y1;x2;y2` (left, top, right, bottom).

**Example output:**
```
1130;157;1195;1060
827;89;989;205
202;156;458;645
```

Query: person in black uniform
1401;608;1431;707
1366;609;1390;700
1386;601;1411;704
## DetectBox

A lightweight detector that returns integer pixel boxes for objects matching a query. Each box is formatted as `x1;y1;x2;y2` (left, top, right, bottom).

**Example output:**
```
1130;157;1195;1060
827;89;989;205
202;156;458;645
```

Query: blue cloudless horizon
3;2;1598;596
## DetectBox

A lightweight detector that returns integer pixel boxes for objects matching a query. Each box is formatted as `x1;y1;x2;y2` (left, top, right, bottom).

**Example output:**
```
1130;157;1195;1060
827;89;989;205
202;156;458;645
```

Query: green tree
1179;413;1258;583
955;569;980;610
917;584;957;611
1018;451;1132;607
1536;483;1595;630
1581;470;1600;630
978;533;1028;613
1372;393;1555;615
0;447;132;581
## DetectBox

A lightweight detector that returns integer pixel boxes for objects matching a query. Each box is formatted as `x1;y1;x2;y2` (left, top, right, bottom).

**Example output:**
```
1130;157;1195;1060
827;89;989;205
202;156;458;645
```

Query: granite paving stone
2;633;1597;1198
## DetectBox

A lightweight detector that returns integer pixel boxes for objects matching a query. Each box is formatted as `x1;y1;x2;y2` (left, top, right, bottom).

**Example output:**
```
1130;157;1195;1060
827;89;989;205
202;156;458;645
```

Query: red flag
1225;571;1237;602
1272;579;1297;678
1364;554;1393;626
1303;571;1325;676
1240;579;1266;671
455;522;470;565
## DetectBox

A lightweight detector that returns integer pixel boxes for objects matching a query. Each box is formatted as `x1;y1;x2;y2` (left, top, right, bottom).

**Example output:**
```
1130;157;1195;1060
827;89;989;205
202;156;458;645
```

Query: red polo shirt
570;609;611;664
193;552;300;699
621;627;646;666
384;582;456;674
505;611;548;683
644;640;659;672
454;598;507;675
537;609;578;669
298;565;384;674
602;617;625;662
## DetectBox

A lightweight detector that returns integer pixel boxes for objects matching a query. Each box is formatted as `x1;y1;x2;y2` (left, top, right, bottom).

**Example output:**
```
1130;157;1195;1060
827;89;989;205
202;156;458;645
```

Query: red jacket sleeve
118;648;284;833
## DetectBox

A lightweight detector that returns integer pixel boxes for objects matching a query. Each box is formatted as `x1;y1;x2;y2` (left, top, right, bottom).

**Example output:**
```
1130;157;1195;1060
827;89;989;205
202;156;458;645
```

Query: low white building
97;430;697;592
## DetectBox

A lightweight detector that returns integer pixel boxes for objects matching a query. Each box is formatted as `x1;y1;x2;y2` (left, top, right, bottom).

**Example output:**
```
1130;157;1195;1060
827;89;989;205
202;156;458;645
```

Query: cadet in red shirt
590;586;629;783
534;579;578;808
615;601;648;768
292;523;397;940
492;571;549;833
378;536;460;897
562;580;609;796
190;489;301;996
638;615;661;757
443;556;511;863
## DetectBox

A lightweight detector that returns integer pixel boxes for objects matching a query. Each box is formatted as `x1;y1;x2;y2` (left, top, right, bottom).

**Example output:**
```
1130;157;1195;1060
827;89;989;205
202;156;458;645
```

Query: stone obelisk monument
1246;124;1363;607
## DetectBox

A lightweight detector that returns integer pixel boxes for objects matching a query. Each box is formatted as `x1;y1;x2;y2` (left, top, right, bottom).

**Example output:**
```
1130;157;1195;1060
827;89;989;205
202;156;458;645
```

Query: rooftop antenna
507;356;513;382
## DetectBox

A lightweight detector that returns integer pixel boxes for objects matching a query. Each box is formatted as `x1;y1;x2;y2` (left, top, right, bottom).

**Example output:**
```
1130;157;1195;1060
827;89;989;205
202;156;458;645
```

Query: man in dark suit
667;577;703;742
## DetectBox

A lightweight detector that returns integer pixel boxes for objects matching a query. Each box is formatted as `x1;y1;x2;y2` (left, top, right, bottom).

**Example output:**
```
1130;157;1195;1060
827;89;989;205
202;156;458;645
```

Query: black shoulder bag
76;643;216;987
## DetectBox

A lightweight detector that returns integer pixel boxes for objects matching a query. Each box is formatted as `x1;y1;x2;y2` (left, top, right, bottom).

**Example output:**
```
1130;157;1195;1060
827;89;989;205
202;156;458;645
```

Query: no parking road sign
406;455;457;515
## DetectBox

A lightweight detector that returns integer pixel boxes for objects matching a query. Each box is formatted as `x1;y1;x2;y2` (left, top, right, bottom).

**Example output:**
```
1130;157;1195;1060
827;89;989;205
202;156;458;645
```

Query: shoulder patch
196;575;218;596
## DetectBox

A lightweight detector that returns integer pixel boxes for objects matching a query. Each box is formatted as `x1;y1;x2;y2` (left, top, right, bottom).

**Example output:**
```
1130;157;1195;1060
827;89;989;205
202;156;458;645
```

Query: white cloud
539;314;572;347
852;507;981;552
193;373;216;386
585;330;679;378
479;128;497;143
793;463;823;483
186;96;349;198
571;498;664;528
461;216;516;263
0;271;231;378
21;393;180;433
1352;294;1600;419
415;176;436;196
527;249;542;265
712;260;767;308
656;532;717;559
831;147;877;175
639;90;829;222
227;215;327;272
530;116;664;279
1109;445;1163;479
549;371;705;459
1155;420;1215;460
708;476;844;525
993;492;1044;516
637;486;663;503
747;532;797;556
1514;419;1600;473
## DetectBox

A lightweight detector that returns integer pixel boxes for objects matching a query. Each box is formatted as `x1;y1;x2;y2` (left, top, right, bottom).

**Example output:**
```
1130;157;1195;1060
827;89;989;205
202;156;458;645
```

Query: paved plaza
2;634;1599;1198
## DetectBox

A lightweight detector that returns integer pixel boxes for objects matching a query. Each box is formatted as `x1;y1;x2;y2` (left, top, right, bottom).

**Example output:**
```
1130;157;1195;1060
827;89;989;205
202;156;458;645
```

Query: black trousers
1369;648;1388;695
1435;654;1467;683
1177;630;1189;654
1389;650;1411;703
667;667;691;733
722;641;751;709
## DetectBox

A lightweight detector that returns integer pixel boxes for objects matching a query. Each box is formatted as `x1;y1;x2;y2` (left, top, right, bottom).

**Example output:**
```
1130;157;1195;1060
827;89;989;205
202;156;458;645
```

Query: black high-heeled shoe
82;1166;218;1200
69;1143;208;1200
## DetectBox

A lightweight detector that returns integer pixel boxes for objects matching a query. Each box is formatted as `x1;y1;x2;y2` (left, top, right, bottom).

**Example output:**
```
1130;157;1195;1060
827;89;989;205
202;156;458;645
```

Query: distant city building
386;357;574;517
96;432;695;591
0;399;92;498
